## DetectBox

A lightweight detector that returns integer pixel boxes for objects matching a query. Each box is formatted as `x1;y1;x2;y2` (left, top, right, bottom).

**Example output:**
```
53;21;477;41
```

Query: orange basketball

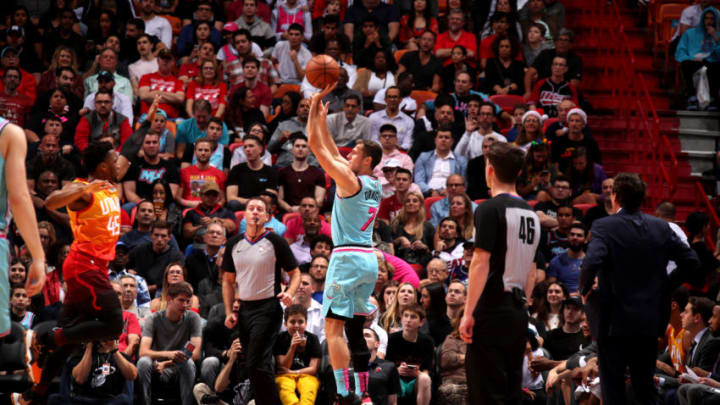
306;54;340;89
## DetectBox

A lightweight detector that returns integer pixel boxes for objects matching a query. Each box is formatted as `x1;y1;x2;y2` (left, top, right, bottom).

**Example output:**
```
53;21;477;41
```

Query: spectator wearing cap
138;50;185;119
5;25;43;73
369;87;415;150
176;100;231;159
0;67;33;127
183;182;237;242
81;70;135;124
550;108;602;173
538;297;589;367
414;126;467;197
74;88;132;151
0;46;38;103
326;93;371;147
177;0;224;57
234;0;276;49
136;0;173;48
83;47;133;100
372;123;415;195
128;34;159;91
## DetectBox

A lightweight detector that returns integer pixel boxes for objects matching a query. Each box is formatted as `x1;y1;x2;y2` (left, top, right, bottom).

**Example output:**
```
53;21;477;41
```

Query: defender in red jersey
23;141;124;404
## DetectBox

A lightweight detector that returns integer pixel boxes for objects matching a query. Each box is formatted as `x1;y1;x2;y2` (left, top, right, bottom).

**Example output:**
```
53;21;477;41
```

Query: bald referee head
484;142;525;193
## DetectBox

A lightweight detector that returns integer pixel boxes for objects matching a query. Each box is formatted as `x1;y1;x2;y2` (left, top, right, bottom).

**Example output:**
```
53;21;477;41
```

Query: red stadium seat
489;95;526;113
527;200;539;208
229;142;244;152
283;212;301;225
424;196;443;218
474;199;486;205
235;211;245;224
409;263;423;274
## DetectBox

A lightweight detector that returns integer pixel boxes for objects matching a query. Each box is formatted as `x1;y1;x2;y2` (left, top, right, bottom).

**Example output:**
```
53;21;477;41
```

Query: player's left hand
25;259;46;297
459;314;474;343
277;291;293;306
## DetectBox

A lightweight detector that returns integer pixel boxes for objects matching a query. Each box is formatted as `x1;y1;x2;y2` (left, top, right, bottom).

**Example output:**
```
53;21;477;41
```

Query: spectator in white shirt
372;124;415;196
81;70;134;124
271;23;312;84
454;101;507;160
137;0;173;49
128;34;159;92
369;86;415;150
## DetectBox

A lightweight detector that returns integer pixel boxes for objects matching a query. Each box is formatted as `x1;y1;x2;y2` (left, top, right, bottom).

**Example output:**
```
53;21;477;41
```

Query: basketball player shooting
307;83;383;404
23;141;124;404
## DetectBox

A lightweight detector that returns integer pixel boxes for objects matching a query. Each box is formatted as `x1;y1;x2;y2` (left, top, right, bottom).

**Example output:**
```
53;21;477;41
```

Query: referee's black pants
237;297;284;405
597;335;658;405
466;293;528;405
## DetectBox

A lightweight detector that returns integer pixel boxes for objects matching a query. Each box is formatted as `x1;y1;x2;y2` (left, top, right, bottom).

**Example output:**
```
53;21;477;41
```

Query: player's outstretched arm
45;179;113;211
2;123;46;296
307;84;359;194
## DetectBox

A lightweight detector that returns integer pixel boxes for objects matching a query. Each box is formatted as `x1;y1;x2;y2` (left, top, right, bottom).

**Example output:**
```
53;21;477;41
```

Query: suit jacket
580;210;700;337
687;329;720;371
413;150;468;195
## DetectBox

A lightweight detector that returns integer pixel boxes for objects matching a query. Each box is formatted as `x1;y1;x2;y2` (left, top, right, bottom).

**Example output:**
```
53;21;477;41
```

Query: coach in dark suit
580;173;701;405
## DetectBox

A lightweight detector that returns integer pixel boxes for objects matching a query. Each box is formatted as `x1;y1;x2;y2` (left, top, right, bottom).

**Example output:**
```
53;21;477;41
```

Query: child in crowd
274;304;322;405
385;304;434;405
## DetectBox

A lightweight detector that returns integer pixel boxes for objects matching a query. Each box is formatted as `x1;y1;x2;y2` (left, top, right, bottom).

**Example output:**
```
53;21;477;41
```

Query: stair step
676;110;720;118
684;150;715;158
679;128;720;138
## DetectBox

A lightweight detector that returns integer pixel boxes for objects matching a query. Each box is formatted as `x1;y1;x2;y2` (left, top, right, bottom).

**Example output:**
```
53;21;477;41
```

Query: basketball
306;54;340;89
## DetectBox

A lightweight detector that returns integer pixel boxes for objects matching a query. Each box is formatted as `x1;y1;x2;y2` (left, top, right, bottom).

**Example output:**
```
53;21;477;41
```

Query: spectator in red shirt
138;49;185;118
398;0;439;50
284;196;332;244
0;67;33;127
178;42;218;87
74;88;132;151
179;138;228;209
434;10;477;68
232;57;272;117
378;167;414;224
0;46;37;103
185;58;228;118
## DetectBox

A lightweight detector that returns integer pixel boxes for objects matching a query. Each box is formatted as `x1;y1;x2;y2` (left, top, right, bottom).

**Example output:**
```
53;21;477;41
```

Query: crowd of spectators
3;0;720;404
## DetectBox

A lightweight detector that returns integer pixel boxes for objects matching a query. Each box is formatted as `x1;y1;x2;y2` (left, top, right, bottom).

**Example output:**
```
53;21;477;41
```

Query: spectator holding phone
137;282;202;405
385;304;434;405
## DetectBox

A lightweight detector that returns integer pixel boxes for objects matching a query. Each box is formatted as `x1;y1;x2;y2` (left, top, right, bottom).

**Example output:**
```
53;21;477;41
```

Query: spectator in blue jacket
414;127;468;197
675;7;720;110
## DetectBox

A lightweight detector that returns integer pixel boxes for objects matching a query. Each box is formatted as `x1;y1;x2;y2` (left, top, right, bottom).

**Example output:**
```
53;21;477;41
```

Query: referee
222;197;300;405
460;142;541;404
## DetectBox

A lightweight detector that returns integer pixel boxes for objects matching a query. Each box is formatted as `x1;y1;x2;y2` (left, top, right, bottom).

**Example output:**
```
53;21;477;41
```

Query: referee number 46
518;216;535;244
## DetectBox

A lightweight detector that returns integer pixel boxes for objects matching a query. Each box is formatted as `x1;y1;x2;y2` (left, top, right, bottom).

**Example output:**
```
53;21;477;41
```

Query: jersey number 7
360;207;378;231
